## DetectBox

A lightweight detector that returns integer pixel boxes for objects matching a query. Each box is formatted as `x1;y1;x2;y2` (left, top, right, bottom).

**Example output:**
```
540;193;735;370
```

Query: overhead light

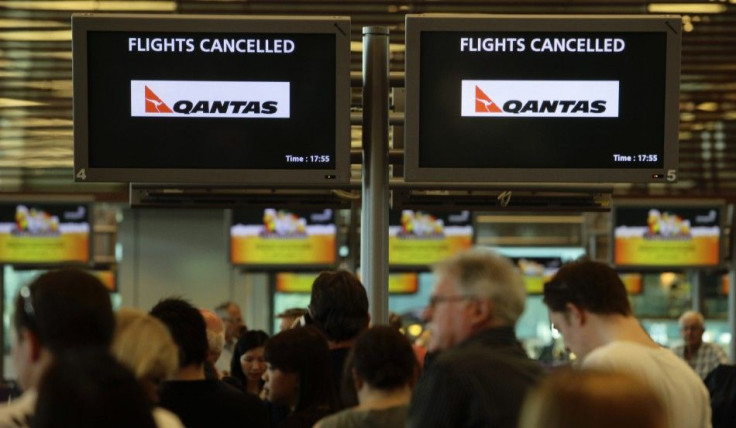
696;102;719;112
0;19;66;28
0;98;44;108
0;30;71;41
0;1;176;11
648;3;727;13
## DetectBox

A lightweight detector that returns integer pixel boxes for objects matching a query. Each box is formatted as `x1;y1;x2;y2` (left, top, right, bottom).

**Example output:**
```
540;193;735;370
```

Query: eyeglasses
427;295;477;309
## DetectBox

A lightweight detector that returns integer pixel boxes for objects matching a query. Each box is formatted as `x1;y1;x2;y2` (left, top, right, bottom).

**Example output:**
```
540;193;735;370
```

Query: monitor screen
230;208;336;267
612;200;723;269
0;203;91;265
72;14;351;185
405;15;681;183
389;210;473;267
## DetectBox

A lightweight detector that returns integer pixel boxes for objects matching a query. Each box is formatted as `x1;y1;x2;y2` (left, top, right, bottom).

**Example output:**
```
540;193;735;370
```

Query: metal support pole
361;26;390;326
691;270;703;314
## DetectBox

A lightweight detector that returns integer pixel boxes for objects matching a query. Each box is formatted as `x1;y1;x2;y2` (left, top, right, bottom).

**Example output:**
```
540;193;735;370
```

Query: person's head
425;249;526;352
347;326;417;397
112;308;179;404
12;268;115;390
309;270;369;343
679;310;705;348
34;348;157;428
276;307;308;332
199;309;225;365
262;326;336;412
518;369;667;428
150;297;207;370
215;301;244;343
231;330;269;390
542;260;631;358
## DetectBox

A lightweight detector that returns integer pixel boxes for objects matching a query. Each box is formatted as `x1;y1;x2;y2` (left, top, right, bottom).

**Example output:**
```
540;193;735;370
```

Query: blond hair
112;308;179;402
519;369;667;428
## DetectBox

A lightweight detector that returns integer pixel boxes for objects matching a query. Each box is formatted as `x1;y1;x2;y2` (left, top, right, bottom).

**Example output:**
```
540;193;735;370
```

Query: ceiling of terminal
0;0;734;201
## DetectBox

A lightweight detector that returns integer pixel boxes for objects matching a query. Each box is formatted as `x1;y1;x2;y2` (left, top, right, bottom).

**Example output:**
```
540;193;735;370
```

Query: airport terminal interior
0;0;735;383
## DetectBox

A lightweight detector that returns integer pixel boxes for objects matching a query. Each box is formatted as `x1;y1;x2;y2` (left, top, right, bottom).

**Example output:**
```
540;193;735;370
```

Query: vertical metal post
361;26;390;325
728;203;736;359
691;270;703;314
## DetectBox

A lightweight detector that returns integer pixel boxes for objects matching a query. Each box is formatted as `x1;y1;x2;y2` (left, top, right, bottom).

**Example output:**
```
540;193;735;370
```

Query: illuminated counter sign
389;210;473;267
276;272;418;294
230;208;336;267
404;14;681;183
72;14;351;185
612;201;723;268
0;204;90;264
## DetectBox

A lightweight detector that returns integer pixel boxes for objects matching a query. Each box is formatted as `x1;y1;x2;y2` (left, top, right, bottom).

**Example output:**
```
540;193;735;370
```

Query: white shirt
584;341;712;428
215;341;235;375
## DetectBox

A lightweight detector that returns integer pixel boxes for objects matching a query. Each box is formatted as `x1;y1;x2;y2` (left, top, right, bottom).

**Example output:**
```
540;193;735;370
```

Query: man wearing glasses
407;249;543;428
0;269;115;427
542;260;711;428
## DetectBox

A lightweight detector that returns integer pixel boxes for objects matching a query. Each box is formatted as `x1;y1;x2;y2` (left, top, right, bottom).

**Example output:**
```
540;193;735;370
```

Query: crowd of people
0;249;730;427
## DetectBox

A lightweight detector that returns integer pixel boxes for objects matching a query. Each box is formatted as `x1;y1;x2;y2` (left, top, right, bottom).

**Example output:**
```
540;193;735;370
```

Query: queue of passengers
0;249;728;428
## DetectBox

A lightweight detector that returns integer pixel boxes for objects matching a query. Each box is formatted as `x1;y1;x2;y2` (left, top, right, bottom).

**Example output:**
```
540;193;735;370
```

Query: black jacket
407;326;544;428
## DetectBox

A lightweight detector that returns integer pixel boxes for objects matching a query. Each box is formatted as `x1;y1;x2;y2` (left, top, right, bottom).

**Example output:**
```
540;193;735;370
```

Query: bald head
200;309;225;364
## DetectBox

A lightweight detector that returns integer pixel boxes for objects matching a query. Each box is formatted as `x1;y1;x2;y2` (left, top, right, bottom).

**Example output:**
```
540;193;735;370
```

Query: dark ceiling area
0;0;734;201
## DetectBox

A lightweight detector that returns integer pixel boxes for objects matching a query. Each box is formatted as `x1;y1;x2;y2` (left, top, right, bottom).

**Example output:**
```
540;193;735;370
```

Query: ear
565;303;586;327
351;367;364;392
469;298;493;326
19;328;43;362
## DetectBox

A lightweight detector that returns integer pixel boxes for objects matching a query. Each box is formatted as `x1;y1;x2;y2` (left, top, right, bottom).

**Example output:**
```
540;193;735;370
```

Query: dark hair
309;271;369;342
13;268;114;354
543;260;631;316
264;326;337;412
347;326;417;390
34;348;157;428
150;297;208;368
231;330;269;386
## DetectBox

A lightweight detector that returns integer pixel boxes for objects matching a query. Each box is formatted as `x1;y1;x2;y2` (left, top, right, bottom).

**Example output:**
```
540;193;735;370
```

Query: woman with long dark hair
230;330;269;395
262;326;338;428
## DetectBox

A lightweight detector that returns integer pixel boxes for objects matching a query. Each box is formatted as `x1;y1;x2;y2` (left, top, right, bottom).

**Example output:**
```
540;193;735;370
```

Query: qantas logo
131;80;290;118
145;86;173;113
475;87;502;113
461;80;619;118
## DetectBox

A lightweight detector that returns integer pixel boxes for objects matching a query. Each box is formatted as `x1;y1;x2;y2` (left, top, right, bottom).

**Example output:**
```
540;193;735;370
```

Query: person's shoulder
0;391;36;428
152;407;185;428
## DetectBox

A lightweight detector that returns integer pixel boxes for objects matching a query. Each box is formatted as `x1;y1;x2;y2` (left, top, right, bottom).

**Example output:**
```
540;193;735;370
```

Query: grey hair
678;310;704;328
434;248;526;326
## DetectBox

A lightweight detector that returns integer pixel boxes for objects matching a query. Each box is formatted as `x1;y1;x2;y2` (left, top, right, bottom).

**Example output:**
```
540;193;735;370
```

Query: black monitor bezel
72;13;351;186
404;14;682;184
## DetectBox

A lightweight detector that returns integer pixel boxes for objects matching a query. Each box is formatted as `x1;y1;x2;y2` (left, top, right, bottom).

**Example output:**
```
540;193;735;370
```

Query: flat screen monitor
389;209;473;268
72;14;351;185
404;14;681;183
612;199;724;269
230;208;336;268
0;203;91;265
